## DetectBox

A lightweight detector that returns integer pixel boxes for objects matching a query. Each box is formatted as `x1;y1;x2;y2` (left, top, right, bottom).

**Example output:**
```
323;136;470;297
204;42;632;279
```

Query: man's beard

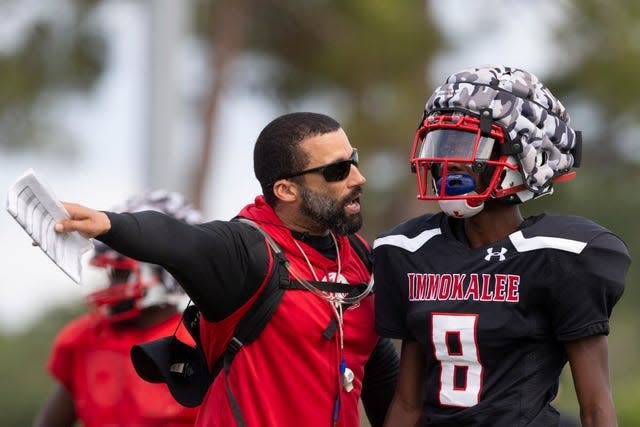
299;186;362;235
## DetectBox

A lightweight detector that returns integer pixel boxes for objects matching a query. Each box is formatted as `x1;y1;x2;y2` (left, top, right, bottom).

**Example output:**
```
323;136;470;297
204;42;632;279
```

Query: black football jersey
374;212;629;426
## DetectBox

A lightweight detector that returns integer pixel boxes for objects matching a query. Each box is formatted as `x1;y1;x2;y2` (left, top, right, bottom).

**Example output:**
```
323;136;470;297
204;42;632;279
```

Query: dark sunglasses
282;148;359;182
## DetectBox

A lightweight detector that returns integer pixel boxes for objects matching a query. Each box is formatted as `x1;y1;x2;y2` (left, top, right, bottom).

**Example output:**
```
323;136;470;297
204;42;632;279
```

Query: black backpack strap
189;227;373;370
222;251;287;427
347;232;373;272
219;218;287;426
281;233;372;296
220;250;287;368
282;280;369;296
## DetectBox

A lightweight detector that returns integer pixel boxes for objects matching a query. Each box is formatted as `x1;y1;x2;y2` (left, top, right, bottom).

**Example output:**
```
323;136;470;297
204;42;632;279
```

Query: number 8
431;313;483;407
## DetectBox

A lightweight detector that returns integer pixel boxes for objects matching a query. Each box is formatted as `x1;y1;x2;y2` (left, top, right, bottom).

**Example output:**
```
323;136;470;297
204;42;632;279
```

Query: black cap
131;336;211;408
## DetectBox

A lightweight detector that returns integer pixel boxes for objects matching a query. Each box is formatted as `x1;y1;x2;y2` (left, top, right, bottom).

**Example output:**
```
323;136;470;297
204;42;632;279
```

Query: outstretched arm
54;201;267;322
54;202;111;238
55;201;204;271
566;335;617;427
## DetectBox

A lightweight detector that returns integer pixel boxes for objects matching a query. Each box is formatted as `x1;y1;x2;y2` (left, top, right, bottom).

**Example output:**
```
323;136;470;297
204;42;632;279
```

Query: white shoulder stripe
373;228;441;252
509;230;587;254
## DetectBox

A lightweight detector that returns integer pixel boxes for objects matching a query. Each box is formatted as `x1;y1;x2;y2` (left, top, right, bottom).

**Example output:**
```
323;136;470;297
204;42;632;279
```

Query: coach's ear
272;179;299;203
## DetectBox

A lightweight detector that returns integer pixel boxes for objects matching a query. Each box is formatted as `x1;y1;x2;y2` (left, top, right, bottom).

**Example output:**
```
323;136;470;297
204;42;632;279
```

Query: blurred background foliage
0;0;105;153
1;0;638;426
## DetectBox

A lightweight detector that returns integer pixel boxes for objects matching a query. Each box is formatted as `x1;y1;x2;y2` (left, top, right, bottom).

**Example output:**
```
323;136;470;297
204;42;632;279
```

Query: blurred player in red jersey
34;191;202;427
374;65;630;427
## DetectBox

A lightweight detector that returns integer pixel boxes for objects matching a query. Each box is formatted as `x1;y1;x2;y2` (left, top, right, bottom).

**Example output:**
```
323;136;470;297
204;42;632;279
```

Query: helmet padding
425;65;579;195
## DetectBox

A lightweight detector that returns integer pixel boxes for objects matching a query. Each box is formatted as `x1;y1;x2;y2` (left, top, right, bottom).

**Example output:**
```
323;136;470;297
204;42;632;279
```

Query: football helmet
83;190;202;322
410;65;582;218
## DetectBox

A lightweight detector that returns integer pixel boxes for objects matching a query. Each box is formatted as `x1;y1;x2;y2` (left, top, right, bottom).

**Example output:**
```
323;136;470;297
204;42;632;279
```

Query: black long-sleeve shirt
100;210;398;426
102;211;266;320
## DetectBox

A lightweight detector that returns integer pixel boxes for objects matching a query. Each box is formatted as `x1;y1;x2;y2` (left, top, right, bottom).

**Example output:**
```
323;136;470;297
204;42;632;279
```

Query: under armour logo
484;247;507;261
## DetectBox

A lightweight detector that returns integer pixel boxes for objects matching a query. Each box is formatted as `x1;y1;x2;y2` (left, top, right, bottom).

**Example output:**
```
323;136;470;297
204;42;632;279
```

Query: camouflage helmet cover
425;65;579;194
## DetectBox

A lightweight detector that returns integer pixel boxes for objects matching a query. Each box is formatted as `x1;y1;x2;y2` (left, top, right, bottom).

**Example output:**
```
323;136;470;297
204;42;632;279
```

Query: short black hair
253;112;341;206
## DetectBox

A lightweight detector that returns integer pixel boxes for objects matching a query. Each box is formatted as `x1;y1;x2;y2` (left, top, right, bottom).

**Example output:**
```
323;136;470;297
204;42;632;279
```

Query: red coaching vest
195;197;378;427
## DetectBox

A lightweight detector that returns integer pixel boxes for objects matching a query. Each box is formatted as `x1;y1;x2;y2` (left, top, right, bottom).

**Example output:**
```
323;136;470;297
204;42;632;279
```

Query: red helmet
411;111;520;206
83;190;201;322
84;244;165;321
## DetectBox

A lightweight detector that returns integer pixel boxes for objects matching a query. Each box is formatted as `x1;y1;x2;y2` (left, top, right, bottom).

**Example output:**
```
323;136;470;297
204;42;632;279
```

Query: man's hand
54;202;111;239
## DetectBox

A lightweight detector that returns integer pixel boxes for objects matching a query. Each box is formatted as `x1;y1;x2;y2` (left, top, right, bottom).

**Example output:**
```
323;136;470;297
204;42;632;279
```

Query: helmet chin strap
438;197;484;218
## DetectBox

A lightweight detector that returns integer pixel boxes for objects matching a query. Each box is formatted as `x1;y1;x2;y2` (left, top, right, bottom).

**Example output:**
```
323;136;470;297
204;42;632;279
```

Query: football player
33;191;201;427
373;65;630;426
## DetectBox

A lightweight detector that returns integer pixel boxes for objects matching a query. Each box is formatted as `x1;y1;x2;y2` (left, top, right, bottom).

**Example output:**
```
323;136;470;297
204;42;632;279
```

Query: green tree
0;303;84;427
543;3;640;423
546;0;640;163
0;0;106;151
189;0;444;215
